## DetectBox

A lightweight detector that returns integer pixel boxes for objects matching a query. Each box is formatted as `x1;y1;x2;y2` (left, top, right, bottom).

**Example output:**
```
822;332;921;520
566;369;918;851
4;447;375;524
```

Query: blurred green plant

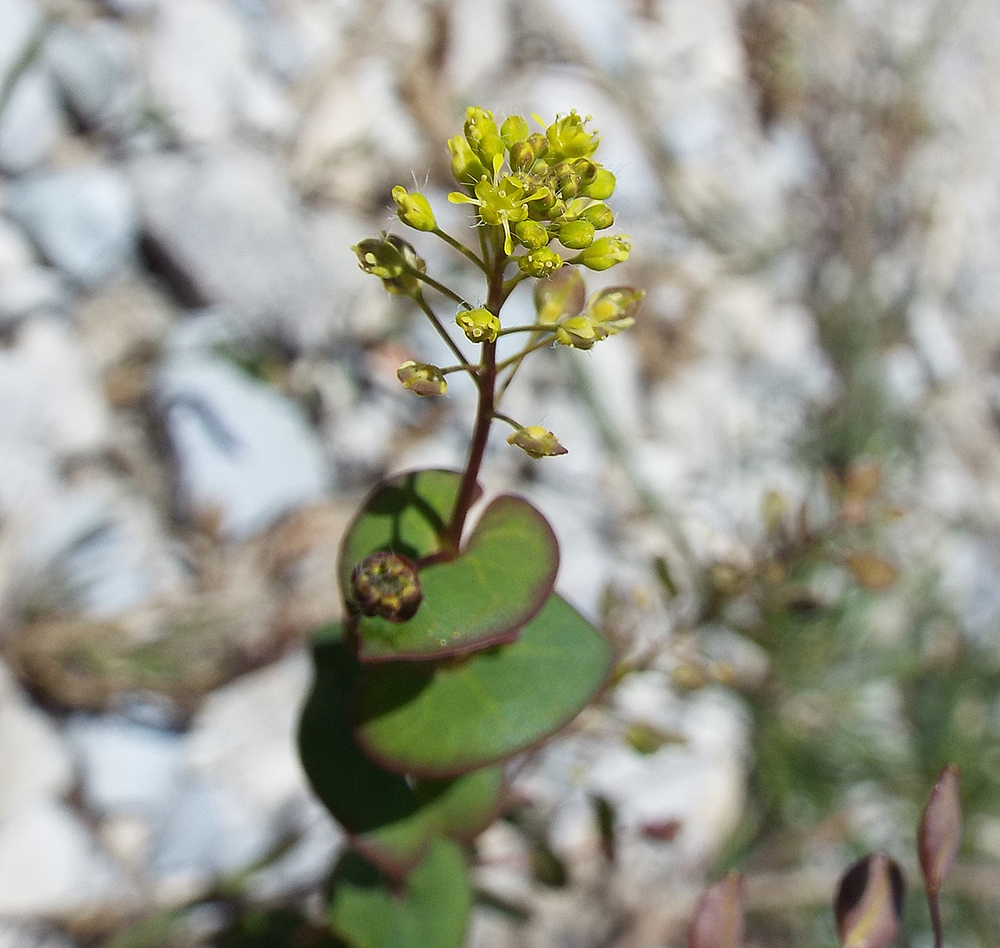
297;106;641;948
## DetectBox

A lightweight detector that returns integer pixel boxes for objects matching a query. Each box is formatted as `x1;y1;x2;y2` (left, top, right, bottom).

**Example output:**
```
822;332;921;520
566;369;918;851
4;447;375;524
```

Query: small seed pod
350;551;423;622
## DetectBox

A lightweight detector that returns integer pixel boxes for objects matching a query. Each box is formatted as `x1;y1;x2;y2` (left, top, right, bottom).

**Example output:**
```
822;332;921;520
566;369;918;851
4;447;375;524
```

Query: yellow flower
456;307;500;343
507;426;568;459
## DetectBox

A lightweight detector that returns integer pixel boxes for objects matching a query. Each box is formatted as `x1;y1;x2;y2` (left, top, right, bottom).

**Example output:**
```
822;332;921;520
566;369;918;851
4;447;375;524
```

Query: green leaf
299;625;505;877
353;594;614;777
339;469;475;600
356;495;558;661
328;838;471;948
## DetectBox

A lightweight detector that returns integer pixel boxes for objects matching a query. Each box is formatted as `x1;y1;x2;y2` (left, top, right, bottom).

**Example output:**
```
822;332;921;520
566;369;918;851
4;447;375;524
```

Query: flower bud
689;874;745;948
508;140;535;172
391;186;437;232
586;286;643;338
557;219;595;250
352;234;426;296
576;235;630;271
580;167;616;200
514;219;550;250
456;307;500;343
546;111;599;160
534;267;585;326
396;361;447;396
526;132;549;160
464;106;504;167
448;133;487;185
834;852;905;948
554;315;597;349
501;114;530;147
518;247;563;278
919;764;961;897
507;425;568;459
350;551;422;621
581;202;614;229
573;158;599;185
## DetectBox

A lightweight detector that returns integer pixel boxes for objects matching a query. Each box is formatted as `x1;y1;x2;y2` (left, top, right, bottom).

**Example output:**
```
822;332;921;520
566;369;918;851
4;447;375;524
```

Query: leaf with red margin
298;624;504;878
355;495;558;661
351;594;614;777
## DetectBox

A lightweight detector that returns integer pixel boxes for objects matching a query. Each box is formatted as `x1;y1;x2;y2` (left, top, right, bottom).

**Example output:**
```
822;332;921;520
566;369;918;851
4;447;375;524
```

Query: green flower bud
585;286;643;338
501;114;530;147
575;234;630;271
508;140;535;172
396;360;448;396
526;132;549;160
580;167;616;200
554;315;597;349
573;158;599;185
546;111;599;160
518;247;563;277
448;133;487;185
558;219;595;250
534;266;585;326
352;234;426;296
350;551;423;622
507;425;568;459
464;106;504;167
391;186;437;232
514;219;550;250
580;202;614;229
456;307;501;343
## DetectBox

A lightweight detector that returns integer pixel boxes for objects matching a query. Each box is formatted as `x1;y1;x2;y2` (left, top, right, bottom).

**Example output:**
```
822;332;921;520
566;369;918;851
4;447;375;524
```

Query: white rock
157;352;330;540
0;924;76;948
65;713;184;818
185;650;313;819
4;166;139;287
146;0;250;143
150;775;274;892
43;21;142;135
131;149;341;347
0;662;74;822
0;66;62;174
0;0;42;82
0;266;69;325
0;316;110;458
0;799;127;917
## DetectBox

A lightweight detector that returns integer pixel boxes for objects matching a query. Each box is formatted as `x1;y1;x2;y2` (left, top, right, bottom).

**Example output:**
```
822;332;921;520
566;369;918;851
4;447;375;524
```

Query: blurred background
2;0;1000;945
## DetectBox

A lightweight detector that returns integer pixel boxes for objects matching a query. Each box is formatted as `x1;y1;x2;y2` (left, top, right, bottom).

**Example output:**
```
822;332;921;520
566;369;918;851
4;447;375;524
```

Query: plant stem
414;294;471;368
434;227;489;274
929;891;944;948
414;271;471;308
444;241;506;552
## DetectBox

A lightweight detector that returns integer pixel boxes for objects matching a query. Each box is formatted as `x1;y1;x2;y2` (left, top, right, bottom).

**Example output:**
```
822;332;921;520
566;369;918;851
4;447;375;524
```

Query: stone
131;148;341;347
185;650;313;819
65;713;185;818
0;0;43;83
4;166;139;288
0;65;61;174
0;799;128;917
0;661;74;822
0;266;69;325
0;316;110;459
149;775;274;893
145;0;251;143
43;21;142;135
157;347;330;540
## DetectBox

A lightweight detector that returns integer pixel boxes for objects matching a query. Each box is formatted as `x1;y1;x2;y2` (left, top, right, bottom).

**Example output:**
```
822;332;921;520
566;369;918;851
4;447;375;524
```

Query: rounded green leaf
298;624;505;877
356;495;559;661
352;594;614;777
328;838;471;948
339;469;476;600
